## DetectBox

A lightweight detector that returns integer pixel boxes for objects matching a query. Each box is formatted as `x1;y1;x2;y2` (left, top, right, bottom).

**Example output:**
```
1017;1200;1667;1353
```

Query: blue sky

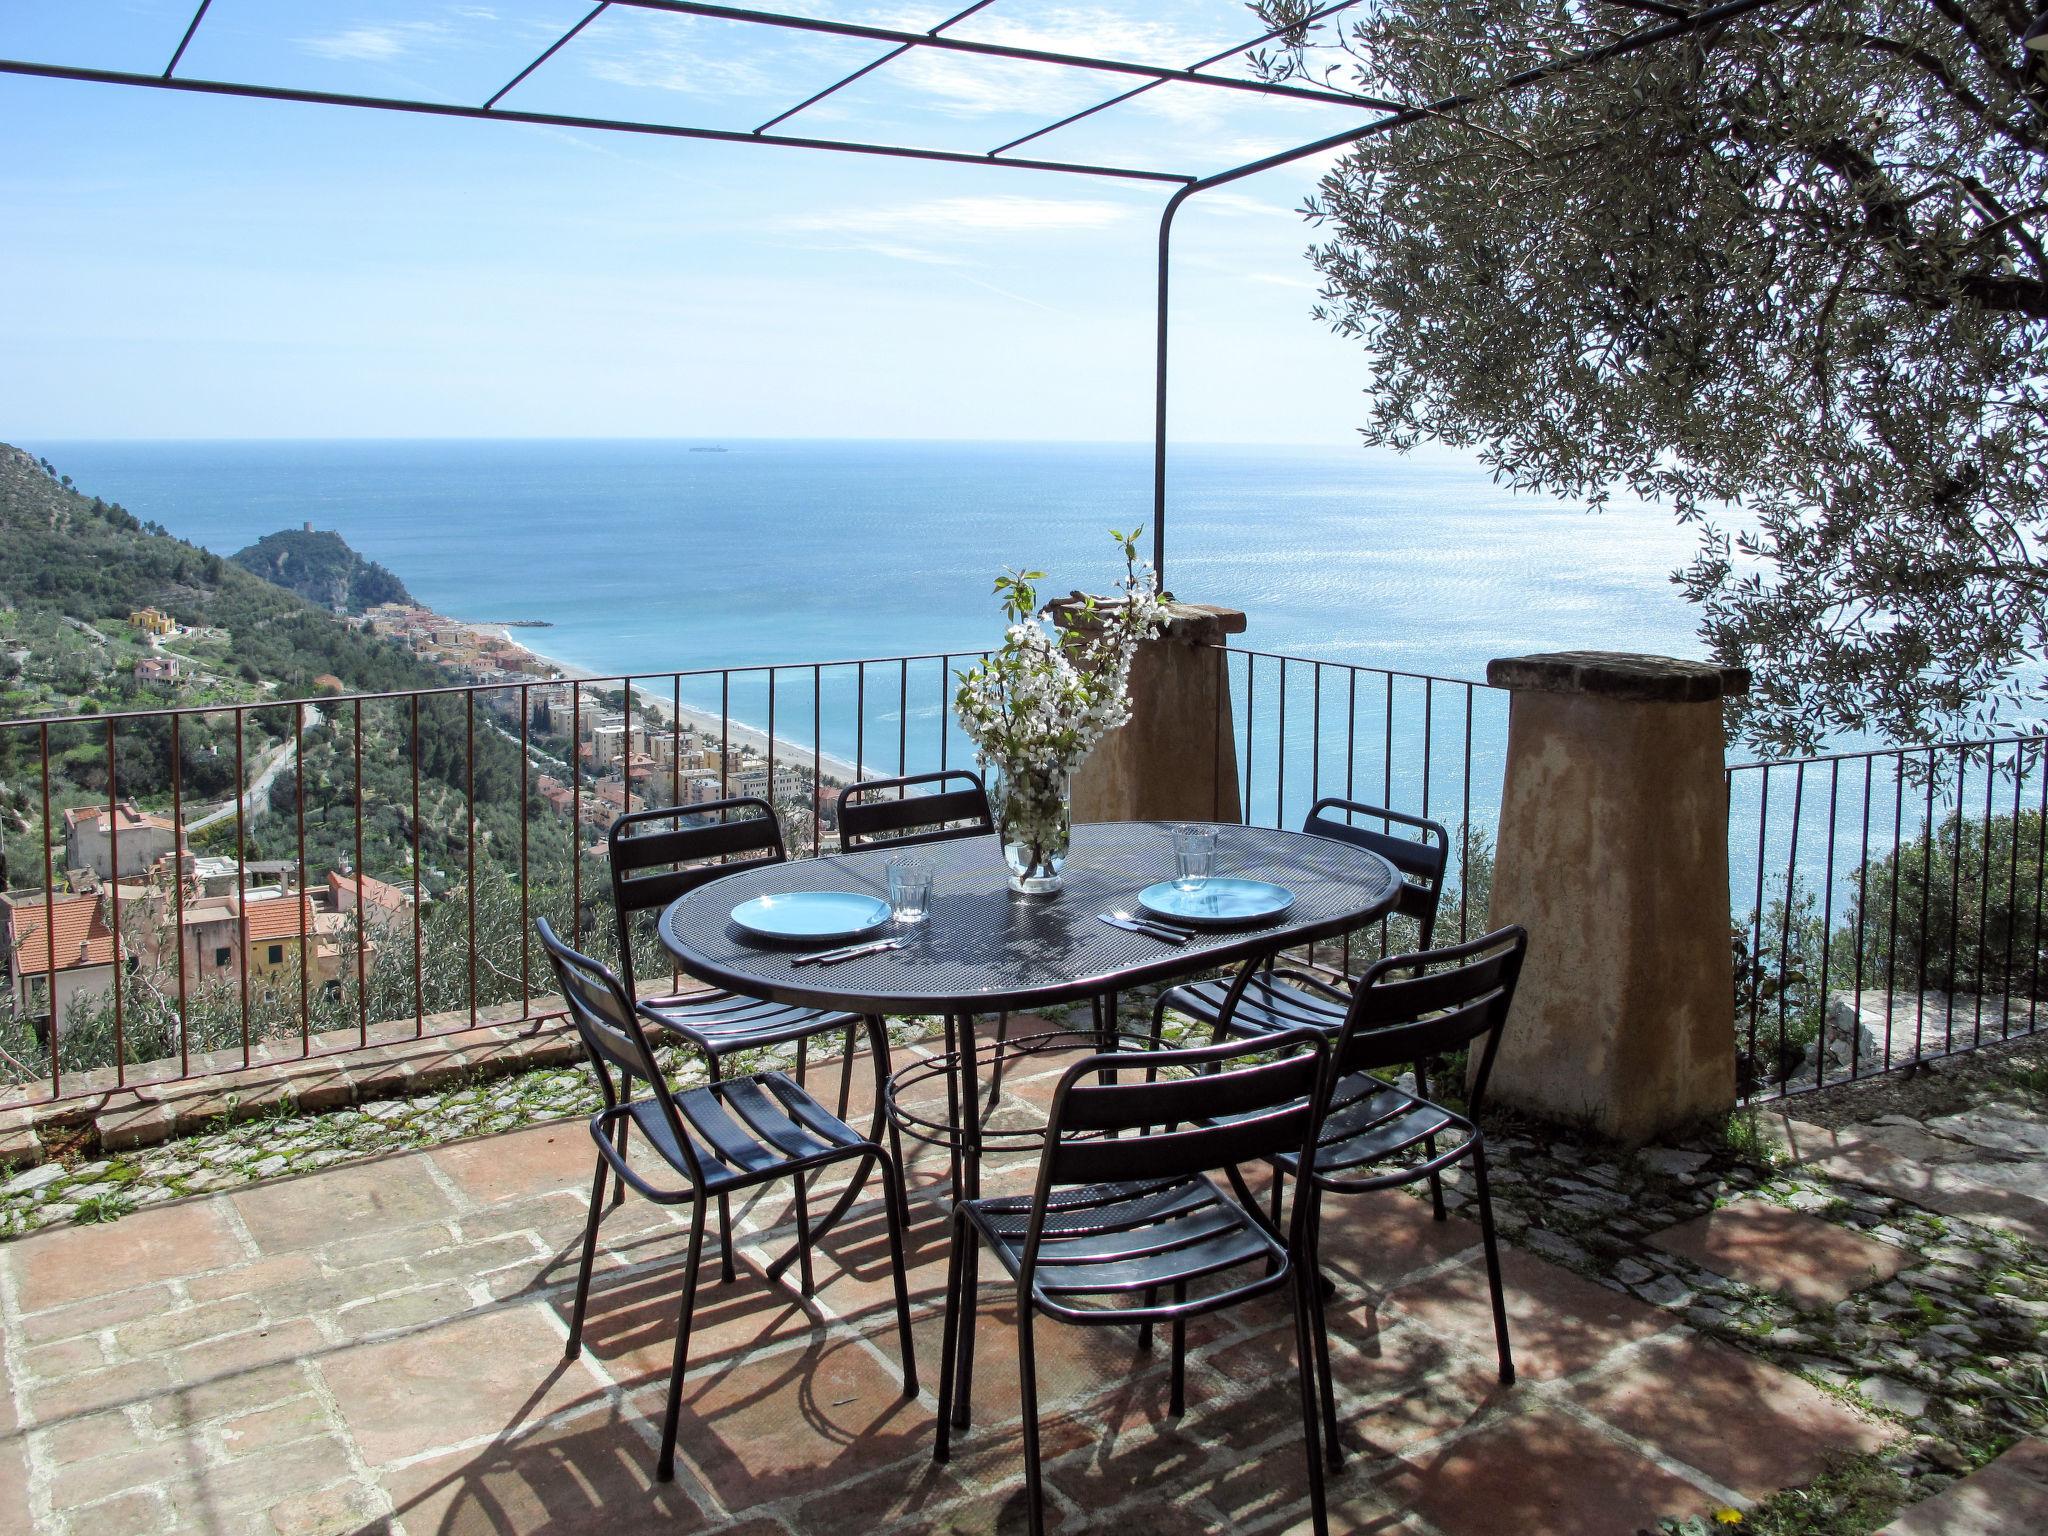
0;0;1421;445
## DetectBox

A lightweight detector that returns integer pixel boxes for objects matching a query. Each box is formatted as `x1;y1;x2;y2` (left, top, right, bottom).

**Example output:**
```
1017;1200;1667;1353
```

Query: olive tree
1254;0;2048;751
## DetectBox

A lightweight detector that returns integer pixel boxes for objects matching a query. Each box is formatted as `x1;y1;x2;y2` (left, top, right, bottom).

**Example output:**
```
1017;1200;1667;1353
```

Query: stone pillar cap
1049;595;1246;645
1486;651;1750;703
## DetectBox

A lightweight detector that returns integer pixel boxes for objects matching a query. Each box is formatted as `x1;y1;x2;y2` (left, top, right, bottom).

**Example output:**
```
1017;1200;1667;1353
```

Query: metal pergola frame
1;0;1783;584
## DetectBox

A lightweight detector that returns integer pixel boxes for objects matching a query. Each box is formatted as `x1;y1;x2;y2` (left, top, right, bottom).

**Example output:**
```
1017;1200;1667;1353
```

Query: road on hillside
185;702;324;835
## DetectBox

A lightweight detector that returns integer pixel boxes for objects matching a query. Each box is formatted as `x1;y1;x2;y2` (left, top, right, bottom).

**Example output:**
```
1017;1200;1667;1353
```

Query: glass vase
986;758;1071;895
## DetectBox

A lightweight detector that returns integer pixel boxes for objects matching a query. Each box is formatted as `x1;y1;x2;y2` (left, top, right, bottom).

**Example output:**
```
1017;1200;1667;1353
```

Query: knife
1099;913;1190;945
793;936;904;967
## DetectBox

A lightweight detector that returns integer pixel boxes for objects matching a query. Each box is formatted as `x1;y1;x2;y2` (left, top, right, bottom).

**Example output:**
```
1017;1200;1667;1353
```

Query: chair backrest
837;770;993;851
534;917;705;1183
1024;1027;1328;1269
608;797;785;993
1331;926;1528;1112
1300;797;1450;945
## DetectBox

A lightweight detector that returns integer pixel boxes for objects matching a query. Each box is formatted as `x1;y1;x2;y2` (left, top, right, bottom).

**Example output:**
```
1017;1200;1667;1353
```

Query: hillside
0;444;437;708
232;527;411;614
0;443;539;897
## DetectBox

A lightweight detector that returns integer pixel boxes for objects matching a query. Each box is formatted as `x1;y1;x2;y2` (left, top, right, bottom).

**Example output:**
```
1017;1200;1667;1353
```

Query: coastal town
1;589;833;1050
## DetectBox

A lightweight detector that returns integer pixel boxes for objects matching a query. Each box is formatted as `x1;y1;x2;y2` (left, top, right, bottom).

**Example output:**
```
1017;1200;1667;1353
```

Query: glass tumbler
887;854;934;924
1172;825;1217;892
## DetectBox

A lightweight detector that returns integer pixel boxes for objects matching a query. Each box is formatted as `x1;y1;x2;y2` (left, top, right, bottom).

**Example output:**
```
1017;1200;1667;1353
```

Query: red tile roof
240;894;317;944
9;894;116;975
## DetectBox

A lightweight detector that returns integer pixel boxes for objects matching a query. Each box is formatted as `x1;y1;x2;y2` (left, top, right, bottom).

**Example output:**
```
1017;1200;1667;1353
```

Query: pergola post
1478;651;1748;1142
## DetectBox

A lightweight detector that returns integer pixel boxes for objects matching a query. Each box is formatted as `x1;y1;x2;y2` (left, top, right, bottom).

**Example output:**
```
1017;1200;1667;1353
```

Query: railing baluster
294;704;309;1060
1851;755;1872;1081
1460;683;1474;944
1947;743;1967;1055
466;691;477;1028
412;695;425;1030
1276;656;1288;830
1777;761;1805;1091
1918;754;1936;1063
39;722;58;1101
1884;752;1905;1074
1977;744;1995;1049
171;714;188;1082
1747;765;1770;1091
236;708;250;1068
353;699;367;1048
2004;741;2025;1041
522;683;533;1009
104;719;124;1086
572;685;583;948
814;664;824;856
1814;760;1838;1091
1309;661;1321;808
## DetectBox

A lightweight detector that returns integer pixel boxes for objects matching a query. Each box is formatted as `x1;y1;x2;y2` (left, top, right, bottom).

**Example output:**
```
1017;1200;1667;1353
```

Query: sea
24;437;1703;686
32;437;1826;905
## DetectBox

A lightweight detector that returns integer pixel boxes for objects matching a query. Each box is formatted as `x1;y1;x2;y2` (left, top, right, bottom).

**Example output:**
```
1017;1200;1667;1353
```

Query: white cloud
297;18;475;63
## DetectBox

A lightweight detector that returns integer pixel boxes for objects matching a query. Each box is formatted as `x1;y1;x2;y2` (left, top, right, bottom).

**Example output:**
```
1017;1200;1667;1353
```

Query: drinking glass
887;854;934;924
1172;825;1217;892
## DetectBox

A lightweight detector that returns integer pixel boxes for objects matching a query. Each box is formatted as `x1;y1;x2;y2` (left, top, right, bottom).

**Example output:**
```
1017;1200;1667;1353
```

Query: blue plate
731;891;892;944
1139;878;1295;927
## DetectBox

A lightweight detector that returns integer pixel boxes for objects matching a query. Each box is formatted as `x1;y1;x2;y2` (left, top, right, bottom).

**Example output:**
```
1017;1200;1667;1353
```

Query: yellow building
128;607;175;637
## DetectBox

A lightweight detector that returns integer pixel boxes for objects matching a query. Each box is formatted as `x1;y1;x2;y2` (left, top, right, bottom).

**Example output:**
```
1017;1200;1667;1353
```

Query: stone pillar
1053;599;1246;825
1479;652;1747;1143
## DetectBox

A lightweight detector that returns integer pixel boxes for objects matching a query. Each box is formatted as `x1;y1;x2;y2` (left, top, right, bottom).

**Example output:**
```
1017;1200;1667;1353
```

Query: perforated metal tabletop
657;821;1401;1016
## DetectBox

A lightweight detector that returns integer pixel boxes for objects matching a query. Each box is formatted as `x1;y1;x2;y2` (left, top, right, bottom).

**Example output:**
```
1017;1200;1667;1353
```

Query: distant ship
689;445;728;453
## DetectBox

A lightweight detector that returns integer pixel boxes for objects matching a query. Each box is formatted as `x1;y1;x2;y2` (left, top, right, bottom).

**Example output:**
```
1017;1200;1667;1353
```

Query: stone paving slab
0;1111;1899;1535
1647;1196;1911;1308
1876;1436;2048;1535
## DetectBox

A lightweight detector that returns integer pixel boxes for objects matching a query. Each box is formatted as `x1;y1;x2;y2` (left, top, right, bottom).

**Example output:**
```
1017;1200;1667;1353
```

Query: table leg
951;1012;983;1205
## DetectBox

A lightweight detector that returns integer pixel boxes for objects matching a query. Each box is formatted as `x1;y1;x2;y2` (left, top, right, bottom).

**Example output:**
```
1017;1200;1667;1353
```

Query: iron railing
1729;734;2048;1100
0;651;993;1108
1223;648;1509;952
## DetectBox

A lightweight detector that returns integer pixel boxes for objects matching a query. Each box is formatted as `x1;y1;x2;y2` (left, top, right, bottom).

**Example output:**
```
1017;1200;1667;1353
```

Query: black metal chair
1148;796;1450;1051
934;1024;1337;1536
837;769;993;850
1246;926;1527;1470
608;797;888;1283
536;918;918;1484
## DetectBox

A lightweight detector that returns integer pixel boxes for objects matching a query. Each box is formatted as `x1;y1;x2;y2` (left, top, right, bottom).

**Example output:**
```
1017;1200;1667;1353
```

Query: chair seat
641;988;863;1055
1271;1071;1469;1185
962;1176;1283;1306
1161;971;1350;1038
601;1070;869;1196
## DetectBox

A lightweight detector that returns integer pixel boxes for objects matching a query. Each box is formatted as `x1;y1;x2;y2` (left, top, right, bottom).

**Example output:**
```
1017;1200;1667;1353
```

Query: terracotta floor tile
742;1195;952;1325
1647;1197;1910;1308
233;1157;458;1256
1315;1193;1483;1291
378;1408;708;1535
646;1331;926;1512
13;1201;244;1312
15;1282;180;1345
548;1251;824;1385
1379;1405;1714;1535
318;1303;608;1466
1378;1247;1673;1382
23;1358;173;1427
793;1417;1094;1536
433;1123;593;1206
1567;1332;1893;1498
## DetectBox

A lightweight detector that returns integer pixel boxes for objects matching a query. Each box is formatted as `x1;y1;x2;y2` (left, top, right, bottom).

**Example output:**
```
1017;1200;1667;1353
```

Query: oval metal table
658;820;1401;1213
